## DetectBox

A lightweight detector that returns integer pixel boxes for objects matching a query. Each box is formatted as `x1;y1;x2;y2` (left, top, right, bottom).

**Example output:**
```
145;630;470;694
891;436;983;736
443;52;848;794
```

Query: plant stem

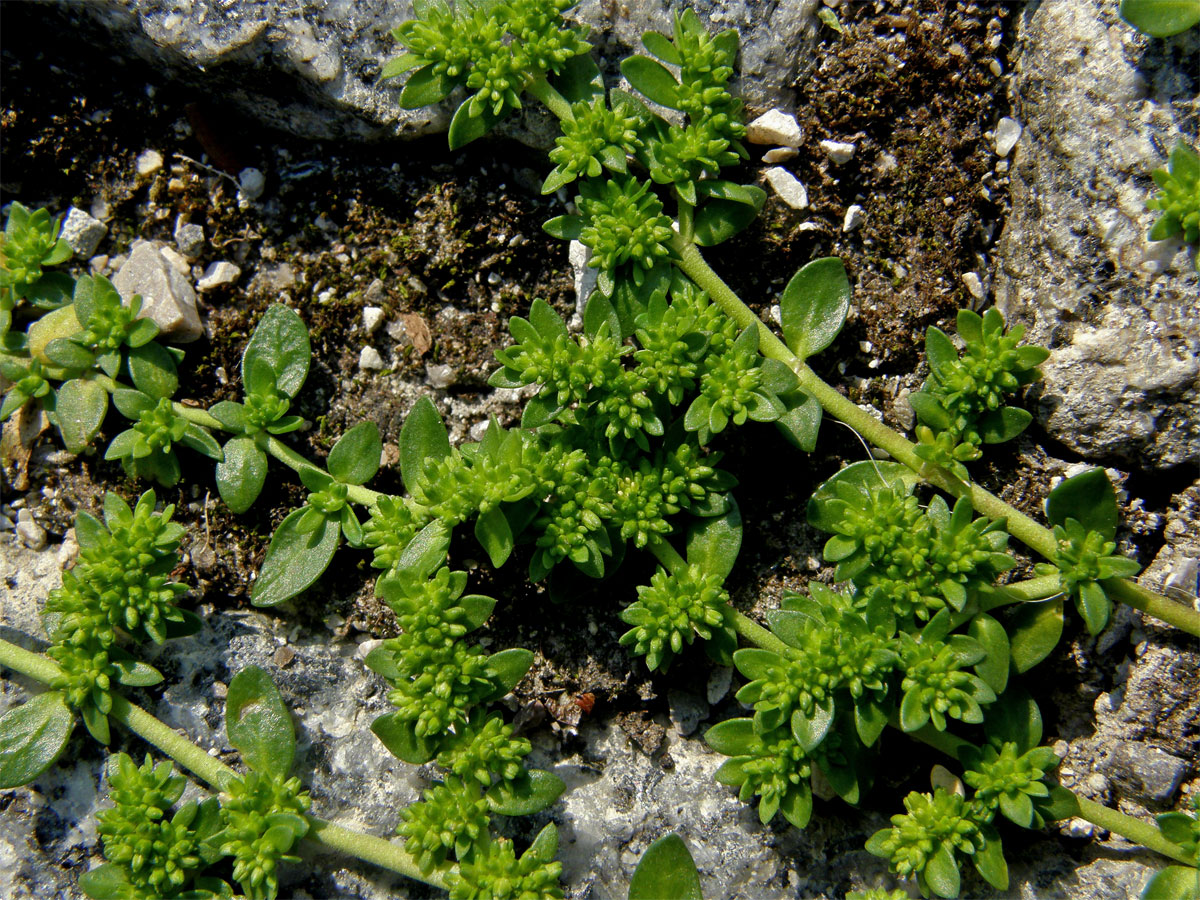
528;77;574;123
669;237;1200;638
727;609;791;656
0;637;446;889
1077;797;1196;867
647;534;687;575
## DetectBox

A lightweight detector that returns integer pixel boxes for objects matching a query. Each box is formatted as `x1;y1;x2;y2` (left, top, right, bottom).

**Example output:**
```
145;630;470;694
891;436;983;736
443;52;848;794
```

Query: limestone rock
59;208;107;259
65;1;818;145
993;0;1200;468
746;109;803;147
111;239;203;342
196;261;242;291
764;166;808;209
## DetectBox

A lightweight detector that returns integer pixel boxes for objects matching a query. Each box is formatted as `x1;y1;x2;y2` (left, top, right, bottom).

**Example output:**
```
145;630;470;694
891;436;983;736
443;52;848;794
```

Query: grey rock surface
993;0;1200;468
112;239;204;342
68;0;818;145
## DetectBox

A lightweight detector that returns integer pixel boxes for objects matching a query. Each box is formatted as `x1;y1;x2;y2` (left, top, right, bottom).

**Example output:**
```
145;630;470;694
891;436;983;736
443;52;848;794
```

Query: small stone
174;218;205;259
426;363;456;389
136;149;164;176
1108;742;1188;802
1063;818;1095;840
762;147;798;164
961;272;985;300
238;167;266;201
667;690;707;737
272;645;296;668
746;109;803;147
569;240;597;321
995;117;1022;157
197;261;241;291
112;239;203;342
487;271;501;286
843;204;865;232
60;207;107;259
362;306;385;334
765;167;809;209
706;666;733;704
159;246;191;278
16;509;47;551
89;255;109;274
819;139;856;164
358;346;385;371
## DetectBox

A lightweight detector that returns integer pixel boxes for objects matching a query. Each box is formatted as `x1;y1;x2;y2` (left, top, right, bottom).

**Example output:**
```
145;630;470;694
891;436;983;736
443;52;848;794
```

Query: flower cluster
214;771;312;900
866;789;985;885
105;389;222;487
44;492;192;742
0;201;71;291
962;741;1060;827
445;831;565;900
1147;141;1200;248
544;97;644;193
577;177;675;275
619;564;734;671
399;776;492;873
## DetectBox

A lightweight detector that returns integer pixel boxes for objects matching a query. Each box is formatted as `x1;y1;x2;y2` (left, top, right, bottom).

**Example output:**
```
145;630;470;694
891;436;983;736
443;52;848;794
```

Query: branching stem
0;637;447;890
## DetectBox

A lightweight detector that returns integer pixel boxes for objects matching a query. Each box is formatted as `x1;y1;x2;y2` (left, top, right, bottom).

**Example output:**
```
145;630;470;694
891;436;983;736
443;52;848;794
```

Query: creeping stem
90;373;385;508
668;238;1200;638
704;623;1196;868
0;637;447;890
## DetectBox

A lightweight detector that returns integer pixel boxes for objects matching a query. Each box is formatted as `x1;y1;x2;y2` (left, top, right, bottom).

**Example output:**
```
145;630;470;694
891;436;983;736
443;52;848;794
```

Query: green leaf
548;52;604;104
779;257;852;360
692;191;766;246
486;648;534;697
1120;0;1200;36
620;56;681;109
370;712;433;764
791;697;834;752
399;63;457;108
127;341;179;400
0;692;74;789
543;215;583;240
854;694;890;747
704;718;757;756
899;687;930;732
77;863;134;900
984;686;1043;754
110;656;164;687
628;833;703;900
969;613;1010;695
397;519;451;579
527;822;560;864
474;506;513;568
973;825;1010;891
978;406;1032;444
485;769;566;816
226;665;296;777
1141;865;1200;900
242;305;311;399
1035;783;1080;822
328;421;382;485
685;498;741;580
774;390;822;452
641;31;682;65
1007;596;1064;673
44;338;93;370
1077;579;1112;635
923;842;961;899
54;378;108;453
583;292;620;340
400;396;450;493
215;436;268;514
807;460;920;531
448;98;503;150
250;506;341;606
1045;468;1119;538
381;53;420;79
1157;812;1198;847
459;594;497;632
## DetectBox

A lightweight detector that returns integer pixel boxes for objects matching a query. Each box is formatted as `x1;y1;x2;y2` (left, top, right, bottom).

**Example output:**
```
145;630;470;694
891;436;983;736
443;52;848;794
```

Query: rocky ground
1;1;1197;898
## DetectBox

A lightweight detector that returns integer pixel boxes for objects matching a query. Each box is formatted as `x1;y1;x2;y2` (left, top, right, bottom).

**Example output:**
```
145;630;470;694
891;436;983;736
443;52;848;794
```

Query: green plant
1120;0;1200;37
1145;140;1200;270
2;3;1199;899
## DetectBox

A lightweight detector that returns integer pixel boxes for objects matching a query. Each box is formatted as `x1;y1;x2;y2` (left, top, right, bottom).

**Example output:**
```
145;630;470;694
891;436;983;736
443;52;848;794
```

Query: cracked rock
111;239;203;342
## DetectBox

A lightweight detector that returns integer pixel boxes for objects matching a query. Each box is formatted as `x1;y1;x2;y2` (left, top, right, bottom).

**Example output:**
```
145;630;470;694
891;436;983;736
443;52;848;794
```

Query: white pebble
362;306;385;334
961;272;985;300
426;363;456;389
842;204;865;232
136;149;164;177
197;261;241;291
995;117;1022;157
764;167;809;209
16;509;47;551
820;139;856;165
746;110;803;148
762;147;798;164
358;346;385;371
